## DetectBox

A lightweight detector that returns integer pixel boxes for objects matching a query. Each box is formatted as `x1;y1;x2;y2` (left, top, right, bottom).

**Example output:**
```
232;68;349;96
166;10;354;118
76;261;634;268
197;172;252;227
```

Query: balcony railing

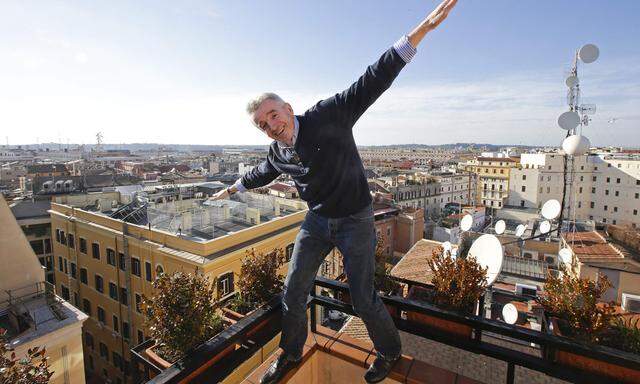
131;277;640;384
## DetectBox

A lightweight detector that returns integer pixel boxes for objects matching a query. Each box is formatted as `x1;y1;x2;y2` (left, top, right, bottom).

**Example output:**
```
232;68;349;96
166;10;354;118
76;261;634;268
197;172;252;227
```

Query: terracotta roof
339;316;372;344
389;239;442;285
268;182;296;193
563;231;623;260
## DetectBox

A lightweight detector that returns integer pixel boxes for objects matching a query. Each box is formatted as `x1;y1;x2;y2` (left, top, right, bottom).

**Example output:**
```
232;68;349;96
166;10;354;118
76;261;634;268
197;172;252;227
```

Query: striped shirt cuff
233;178;247;193
393;35;417;63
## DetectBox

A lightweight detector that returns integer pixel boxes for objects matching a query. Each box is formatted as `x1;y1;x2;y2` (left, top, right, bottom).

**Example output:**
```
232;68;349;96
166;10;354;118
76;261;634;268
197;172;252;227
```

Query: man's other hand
209;188;230;201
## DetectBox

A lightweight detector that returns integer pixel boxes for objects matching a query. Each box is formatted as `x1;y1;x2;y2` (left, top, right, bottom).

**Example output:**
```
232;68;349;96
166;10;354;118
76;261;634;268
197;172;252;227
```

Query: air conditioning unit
622;293;640;313
515;283;537;297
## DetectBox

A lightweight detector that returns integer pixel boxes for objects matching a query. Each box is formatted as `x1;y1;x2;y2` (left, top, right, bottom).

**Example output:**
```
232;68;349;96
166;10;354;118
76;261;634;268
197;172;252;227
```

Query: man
211;1;458;382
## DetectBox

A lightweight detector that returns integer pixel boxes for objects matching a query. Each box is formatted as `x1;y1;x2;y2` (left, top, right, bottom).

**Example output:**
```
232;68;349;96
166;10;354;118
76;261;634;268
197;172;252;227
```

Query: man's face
252;98;295;144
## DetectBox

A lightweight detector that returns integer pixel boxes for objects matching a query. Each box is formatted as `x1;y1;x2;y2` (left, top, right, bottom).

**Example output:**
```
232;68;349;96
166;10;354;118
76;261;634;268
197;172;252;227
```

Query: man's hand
408;0;458;48
209;188;230;201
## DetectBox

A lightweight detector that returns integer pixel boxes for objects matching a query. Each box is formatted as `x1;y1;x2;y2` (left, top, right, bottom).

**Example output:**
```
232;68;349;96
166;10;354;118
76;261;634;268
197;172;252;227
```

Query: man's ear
284;102;294;115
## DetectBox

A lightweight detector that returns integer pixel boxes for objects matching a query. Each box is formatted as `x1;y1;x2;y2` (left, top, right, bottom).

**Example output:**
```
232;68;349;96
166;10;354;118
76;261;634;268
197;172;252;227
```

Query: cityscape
2;1;640;384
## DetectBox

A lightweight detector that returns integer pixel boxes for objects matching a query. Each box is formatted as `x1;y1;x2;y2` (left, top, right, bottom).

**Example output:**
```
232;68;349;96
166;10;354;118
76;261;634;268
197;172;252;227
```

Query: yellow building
50;191;306;384
464;156;520;210
1;195;88;384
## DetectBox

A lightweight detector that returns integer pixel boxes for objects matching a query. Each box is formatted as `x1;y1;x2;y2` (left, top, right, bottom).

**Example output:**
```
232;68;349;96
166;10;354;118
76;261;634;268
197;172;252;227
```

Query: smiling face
251;98;295;144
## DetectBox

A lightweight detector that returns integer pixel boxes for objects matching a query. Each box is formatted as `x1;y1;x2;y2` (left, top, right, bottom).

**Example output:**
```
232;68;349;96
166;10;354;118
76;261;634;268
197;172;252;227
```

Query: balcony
131;277;640;384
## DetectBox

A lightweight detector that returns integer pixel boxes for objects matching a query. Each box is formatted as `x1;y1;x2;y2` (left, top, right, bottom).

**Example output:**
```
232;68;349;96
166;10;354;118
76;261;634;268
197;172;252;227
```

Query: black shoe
364;353;401;383
259;353;301;384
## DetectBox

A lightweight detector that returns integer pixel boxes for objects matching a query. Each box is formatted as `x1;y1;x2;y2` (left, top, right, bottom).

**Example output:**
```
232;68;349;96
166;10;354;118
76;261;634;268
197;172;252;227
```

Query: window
218;272;234;297
615;191;619;197
616;178;621;184
120;287;128;306
112;352;123;371
82;298;91;316
606;177;611;183
122;322;130;340
387;227;391;236
113;315;119;333
592;187;596;193
605;190;610;196
590;202;595;209
30;240;44;255
135;293;142;313
64;259;68;274
67;233;75;249
109;282;118;301
99;343;109;361
634;209;638;216
522;175;526;180
145;261;152;282
95;275;104;293
521;186;526;192
579;187;583;193
156;265;164;276
60;230;66;245
285;243;294;262
118;252;126;271
520;200;525;207
636;193;639;199
97;306;106;324
80;268;88;284
58;256;63;272
79;238;87;254
614;207;618;213
137;330;145;345
92;243;100;260
60;285;70;301
592;176;597;182
106;248;116;266
85;332;95;350
546;187;550;193
55;229;61;243
132;257;141;277
71;262;77;279
604;205;608;211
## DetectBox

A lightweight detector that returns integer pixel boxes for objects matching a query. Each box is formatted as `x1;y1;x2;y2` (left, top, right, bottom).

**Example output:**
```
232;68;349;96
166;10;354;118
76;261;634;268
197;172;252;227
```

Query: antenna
539;220;551;234
541;199;561;220
515;224;527;238
460;214;473;232
494;219;506;235
468;234;504;286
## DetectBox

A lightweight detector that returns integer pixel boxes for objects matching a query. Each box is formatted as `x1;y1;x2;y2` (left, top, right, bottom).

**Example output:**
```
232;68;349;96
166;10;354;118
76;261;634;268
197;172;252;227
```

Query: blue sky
1;0;639;147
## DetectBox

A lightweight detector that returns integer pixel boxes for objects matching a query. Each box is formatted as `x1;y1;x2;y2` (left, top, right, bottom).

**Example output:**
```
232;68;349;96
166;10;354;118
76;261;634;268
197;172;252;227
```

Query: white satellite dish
495;220;506;235
468;234;503;286
541;199;561;220
443;241;452;253
502;303;519;325
562;134;591;156
460;214;473;232
557;111;581;130
559;248;573;264
450;248;458;259
515;224;527;238
579;44;599;64
565;75;579;88
539;220;551;234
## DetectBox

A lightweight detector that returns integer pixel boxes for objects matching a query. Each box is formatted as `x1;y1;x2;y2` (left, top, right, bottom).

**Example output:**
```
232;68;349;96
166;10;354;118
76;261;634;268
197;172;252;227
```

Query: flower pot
406;286;474;339
144;342;174;370
548;317;640;383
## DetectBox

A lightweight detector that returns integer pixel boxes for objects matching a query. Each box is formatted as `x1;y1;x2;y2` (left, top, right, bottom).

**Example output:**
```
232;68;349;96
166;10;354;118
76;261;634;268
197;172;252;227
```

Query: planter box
405;286;474;339
221;303;276;339
144;340;236;375
548;317;640;384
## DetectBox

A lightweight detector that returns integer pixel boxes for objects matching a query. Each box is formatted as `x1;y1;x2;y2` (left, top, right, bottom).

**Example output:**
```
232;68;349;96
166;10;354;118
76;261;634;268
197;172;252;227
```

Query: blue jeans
279;203;402;360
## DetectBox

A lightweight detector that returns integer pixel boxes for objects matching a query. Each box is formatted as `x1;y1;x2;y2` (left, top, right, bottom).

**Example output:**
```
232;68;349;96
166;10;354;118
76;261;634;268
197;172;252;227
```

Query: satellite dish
468;234;504;286
443;241;452;253
502;303;519;325
562;134;591;156
559;248;573;264
460;214;473;232
450;248;458;259
579;44;599;64
557;111;581;130
565;75;579;88
541;199;561;220
515;224;527;238
539;220;551;234
495;220;506;235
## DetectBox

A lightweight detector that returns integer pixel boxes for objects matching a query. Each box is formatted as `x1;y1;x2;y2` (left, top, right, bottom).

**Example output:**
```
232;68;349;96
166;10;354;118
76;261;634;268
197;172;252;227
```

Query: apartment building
50;191;306;383
465;156;520;210
1;195;88;384
508;152;640;227
385;172;476;219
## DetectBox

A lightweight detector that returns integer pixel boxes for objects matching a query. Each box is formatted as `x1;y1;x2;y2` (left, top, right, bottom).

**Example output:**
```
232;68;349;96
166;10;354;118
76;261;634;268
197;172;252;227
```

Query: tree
1;328;53;384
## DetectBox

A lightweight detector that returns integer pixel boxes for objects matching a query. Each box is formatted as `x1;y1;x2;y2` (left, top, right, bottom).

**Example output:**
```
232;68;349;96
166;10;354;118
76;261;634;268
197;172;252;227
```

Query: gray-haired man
211;1;458;382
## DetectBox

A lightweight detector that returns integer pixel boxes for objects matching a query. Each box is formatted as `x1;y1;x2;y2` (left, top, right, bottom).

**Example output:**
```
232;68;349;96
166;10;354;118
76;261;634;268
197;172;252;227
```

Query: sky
1;0;639;147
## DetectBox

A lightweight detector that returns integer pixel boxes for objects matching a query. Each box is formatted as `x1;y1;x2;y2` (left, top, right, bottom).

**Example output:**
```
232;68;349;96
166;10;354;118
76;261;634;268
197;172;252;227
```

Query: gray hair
246;92;285;115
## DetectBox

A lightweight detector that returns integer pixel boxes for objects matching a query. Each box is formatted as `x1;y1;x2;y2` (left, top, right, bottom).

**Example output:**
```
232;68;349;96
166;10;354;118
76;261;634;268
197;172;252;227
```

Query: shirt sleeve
233;178;247;193
393;35;417;63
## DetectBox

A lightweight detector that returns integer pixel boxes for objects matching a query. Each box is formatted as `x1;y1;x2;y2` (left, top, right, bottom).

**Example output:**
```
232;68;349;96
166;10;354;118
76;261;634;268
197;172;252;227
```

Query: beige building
464;156;520;210
1;195;88;384
50;191;307;383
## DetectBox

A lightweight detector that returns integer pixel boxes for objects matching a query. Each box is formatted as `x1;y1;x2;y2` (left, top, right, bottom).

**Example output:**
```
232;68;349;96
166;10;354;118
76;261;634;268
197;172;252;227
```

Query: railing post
506;362;515;384
310;282;317;333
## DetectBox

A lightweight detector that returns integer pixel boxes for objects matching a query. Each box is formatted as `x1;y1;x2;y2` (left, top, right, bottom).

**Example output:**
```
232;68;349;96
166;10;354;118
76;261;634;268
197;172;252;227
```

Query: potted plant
539;271;640;382
406;245;487;338
1;328;53;383
220;248;285;336
141;271;228;369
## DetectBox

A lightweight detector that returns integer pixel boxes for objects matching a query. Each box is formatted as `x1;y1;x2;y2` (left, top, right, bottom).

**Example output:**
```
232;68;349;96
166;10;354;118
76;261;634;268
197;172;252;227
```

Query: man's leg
278;211;334;360
334;205;402;359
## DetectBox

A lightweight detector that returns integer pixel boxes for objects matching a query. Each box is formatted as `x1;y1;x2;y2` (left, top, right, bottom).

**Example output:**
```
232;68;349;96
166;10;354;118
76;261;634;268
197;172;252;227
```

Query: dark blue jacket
241;47;407;218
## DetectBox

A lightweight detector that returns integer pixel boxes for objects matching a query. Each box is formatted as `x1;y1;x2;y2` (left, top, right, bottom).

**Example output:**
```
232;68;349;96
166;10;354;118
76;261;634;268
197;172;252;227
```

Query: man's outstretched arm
320;0;458;128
